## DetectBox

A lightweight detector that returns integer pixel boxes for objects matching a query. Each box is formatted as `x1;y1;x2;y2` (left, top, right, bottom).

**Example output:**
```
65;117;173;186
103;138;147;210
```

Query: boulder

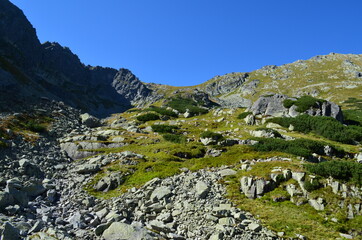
80;113;101;128
102;222;154;240
244;114;255;125
18;159;43;178
240;176;275;199
1;222;21;240
195;181;209;199
217;169;237;177
0;191;14;210
308;198;325;211
94;173;125;192
74;164;100;174
150;186;172;201
200;138;216;146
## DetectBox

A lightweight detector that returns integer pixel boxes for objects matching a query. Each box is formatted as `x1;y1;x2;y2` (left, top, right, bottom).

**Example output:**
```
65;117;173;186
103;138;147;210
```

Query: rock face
112;68;154;107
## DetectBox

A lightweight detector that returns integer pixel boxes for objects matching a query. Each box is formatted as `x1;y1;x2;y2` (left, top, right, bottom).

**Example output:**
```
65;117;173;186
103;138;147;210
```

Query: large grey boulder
5;179;28;207
80;113;101;128
1;222;21;240
102;222;155;240
150;186;172;201
0;192;14;210
74;164;100;174
18;159;43;178
195;181;209;199
250;94;289;117
94;173;125;192
309;198;325;211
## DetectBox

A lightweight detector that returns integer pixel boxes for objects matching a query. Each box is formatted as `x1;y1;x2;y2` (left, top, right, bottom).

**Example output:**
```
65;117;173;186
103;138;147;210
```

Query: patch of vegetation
283;99;296;108
344;97;362;109
24;120;47;133
171;145;205;159
151;124;179;133
237;112;252;119
305;160;362;186
162;133;186;143
200;131;224;142
344;109;362;126
136;113;160;122
167;97;208;116
253;138;343;158
147;106;178;118
283;96;326;112
303;179;322;192
268;114;362;144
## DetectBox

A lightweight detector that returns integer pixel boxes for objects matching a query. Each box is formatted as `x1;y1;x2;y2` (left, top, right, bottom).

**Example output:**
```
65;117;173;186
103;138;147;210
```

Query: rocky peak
112;68;152;105
200;72;249;96
0;0;42;66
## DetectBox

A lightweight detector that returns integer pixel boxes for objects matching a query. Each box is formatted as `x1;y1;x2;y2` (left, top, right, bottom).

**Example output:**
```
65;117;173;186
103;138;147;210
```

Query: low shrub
24;120;47;133
167;97;208;116
283;99;296;108
163;133;186;144
268;114;362;144
304;179;322;192
147;106;178;118
237;112;252;119
151;124;179;133
252;138;342;158
305;161;362;186
136;113;160;122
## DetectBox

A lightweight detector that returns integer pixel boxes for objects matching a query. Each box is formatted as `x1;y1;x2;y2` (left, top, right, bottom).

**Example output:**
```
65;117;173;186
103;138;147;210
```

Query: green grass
237;112;252;119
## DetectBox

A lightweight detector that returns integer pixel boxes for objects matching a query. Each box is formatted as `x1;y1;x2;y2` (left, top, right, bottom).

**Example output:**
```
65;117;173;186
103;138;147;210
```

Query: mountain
0;0;155;117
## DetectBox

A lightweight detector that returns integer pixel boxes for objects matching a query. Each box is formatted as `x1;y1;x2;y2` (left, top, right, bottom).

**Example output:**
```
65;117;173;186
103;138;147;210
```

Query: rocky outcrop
249;94;343;121
112;68;156;107
201;73;249;96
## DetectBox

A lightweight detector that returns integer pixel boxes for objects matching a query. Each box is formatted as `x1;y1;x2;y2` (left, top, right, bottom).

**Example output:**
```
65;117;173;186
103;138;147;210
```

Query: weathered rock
102;222;155;240
309;198;325;211
195;181;209;199
0;192;14;210
217;169;237;177
200;138;216;146
1;222;21;240
80;113;101;128
244;114;255;125
94;172;125;192
74;164;100;174
150;186;172;201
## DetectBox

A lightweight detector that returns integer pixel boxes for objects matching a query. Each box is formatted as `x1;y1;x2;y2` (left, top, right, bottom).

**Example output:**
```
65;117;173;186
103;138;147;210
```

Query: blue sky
10;0;362;86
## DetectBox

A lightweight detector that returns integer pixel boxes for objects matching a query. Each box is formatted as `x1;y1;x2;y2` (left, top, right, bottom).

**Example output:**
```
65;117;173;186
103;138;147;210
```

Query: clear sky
10;0;362;86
